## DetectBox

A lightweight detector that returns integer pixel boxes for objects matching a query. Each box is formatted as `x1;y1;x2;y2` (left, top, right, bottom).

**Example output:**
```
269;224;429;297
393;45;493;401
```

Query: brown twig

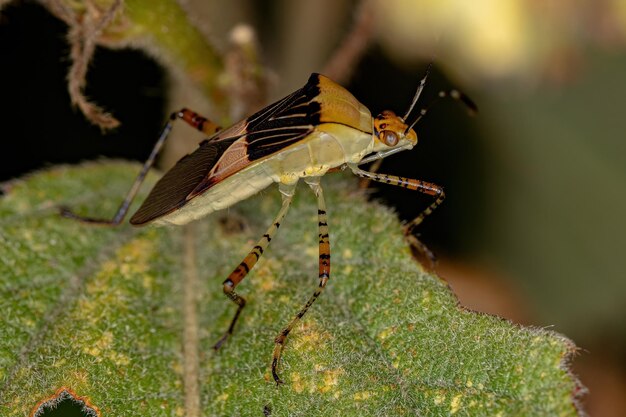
45;0;124;130
322;0;375;83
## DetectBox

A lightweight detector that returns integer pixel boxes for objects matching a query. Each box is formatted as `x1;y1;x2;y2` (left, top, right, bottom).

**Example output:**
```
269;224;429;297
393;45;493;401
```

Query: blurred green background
1;0;625;415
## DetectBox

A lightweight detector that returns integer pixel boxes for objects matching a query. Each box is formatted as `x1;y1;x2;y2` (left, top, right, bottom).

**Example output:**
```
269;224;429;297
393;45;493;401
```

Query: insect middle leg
348;163;445;264
271;176;330;385
213;182;297;350
59;108;222;225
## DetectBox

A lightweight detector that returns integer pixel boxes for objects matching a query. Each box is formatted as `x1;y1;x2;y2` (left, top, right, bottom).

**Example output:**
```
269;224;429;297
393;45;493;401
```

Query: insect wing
244;78;321;161
129;139;236;225
130;74;324;225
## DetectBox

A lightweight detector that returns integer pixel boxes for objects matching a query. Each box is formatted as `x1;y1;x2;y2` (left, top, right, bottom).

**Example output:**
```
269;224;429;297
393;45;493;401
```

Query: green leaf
0;162;582;416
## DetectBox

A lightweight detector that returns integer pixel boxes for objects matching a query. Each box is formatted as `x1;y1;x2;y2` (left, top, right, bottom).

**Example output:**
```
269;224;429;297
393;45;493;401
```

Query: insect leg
271;177;330;385
348;163;444;264
213;182;297;350
358;158;383;189
59;109;222;225
175;108;222;136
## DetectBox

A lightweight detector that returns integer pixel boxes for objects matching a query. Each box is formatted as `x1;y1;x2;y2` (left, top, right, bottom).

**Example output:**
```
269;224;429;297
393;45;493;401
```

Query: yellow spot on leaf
450;394;462;414
142;274;155;289
172;360;183;375
10;394;22;409
291;372;304;393
22;317;36;329
434;393;445;405
353;391;373;401
378;327;395;341
255;257;283;277
216;392;229;402
305;245;317;258
53;358;67;368
292;322;329;352
255;261;281;291
319;369;344;393
260;279;277;291
108;351;130;366
84;331;113;359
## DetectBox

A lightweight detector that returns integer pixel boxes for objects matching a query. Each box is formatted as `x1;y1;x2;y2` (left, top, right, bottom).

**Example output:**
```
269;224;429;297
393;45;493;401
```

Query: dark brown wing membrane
130;139;235;225
245;74;321;161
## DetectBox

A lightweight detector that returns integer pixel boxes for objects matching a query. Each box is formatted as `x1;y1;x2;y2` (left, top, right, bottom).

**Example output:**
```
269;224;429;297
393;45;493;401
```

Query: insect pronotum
61;67;476;384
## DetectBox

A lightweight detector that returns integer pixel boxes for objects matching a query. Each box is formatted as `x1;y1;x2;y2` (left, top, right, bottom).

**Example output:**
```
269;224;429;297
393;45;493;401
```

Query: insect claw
272;371;284;386
212;334;230;351
271;356;285;385
405;230;438;269
59;206;93;222
58;205;123;226
58;205;74;218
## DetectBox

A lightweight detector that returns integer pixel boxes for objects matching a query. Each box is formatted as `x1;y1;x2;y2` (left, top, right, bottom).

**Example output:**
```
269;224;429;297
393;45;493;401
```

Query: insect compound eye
379;130;399;147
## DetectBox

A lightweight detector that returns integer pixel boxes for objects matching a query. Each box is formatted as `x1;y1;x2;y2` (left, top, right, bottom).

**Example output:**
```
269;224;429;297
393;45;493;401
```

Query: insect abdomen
153;162;275;226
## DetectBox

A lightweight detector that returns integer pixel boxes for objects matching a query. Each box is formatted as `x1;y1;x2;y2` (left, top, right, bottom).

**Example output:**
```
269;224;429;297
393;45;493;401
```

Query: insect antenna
402;63;432;121
404;88;478;135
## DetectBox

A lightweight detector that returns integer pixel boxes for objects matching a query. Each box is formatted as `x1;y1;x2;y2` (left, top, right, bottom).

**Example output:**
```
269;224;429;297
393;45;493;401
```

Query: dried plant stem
45;0;124;129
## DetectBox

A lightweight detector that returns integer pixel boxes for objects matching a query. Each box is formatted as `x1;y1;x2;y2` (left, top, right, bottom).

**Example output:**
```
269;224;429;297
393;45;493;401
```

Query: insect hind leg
59;108;222;226
213;182;296;350
272;177;330;385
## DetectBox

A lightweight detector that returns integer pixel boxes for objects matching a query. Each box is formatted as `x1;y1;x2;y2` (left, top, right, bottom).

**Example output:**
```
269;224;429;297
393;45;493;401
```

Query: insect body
61;69;474;384
129;74;415;226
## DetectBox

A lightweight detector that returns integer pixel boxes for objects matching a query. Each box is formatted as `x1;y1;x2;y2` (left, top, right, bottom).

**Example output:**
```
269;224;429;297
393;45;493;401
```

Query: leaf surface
0;162;582;416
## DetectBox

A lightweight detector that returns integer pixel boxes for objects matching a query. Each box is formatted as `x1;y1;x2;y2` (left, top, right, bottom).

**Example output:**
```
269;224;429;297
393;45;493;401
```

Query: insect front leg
271;176;330;385
59;108;222;225
213;182;297;350
348;163;445;265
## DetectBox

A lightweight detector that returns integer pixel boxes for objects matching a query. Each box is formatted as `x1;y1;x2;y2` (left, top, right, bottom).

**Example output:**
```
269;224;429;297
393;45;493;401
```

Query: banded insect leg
174;108;222;136
348;163;445;264
59;108;222;225
213;182;297;350
272;177;330;385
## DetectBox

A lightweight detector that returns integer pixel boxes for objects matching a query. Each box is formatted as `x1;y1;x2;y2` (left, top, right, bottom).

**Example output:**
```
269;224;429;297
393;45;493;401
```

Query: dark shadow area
35;399;92;417
348;48;485;256
0;0;165;181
